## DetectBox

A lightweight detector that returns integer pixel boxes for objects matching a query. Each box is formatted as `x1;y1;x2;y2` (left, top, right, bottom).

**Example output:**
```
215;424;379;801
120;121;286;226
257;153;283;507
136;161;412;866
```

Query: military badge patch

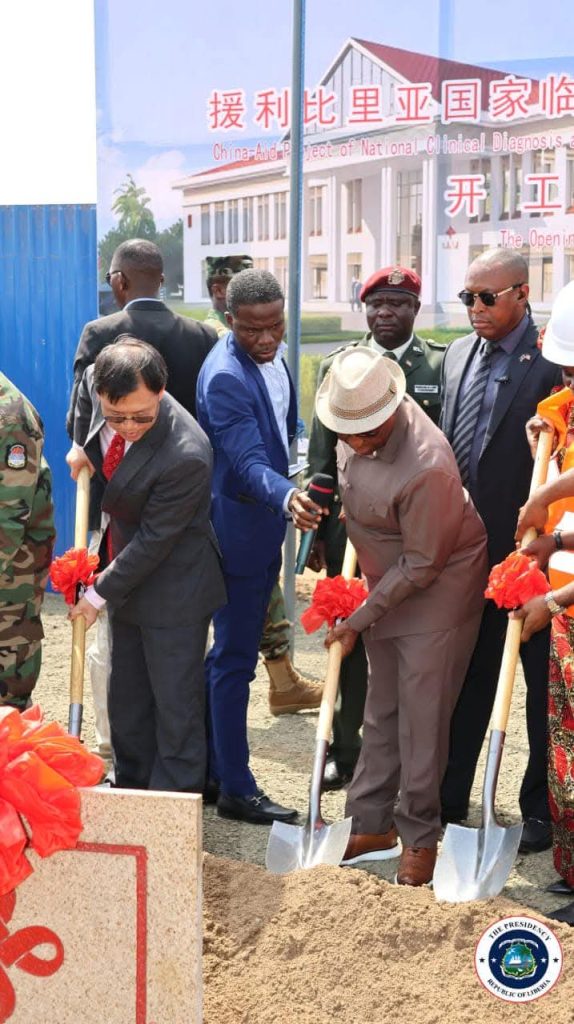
388;268;405;285
6;444;27;470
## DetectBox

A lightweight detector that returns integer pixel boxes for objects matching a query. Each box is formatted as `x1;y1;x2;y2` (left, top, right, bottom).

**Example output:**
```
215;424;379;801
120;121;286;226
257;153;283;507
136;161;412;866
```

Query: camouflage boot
264;654;323;715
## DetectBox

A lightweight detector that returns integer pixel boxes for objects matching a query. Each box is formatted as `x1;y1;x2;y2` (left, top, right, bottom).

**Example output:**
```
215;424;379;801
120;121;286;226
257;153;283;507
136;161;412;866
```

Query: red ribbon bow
485;550;550;609
49;548;99;606
0;706;104;897
300;575;368;633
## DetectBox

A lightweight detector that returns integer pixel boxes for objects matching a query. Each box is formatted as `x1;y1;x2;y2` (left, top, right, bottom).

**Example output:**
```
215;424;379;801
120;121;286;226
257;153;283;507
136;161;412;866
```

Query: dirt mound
203;854;574;1024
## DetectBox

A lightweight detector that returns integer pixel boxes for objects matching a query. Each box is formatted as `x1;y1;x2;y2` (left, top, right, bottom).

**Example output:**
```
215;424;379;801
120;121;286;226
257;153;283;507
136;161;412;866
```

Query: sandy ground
38;581;561;918
37;581;574;1022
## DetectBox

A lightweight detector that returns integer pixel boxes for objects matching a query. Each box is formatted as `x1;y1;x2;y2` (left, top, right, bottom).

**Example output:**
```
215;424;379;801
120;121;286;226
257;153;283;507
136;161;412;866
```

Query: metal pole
284;0;306;657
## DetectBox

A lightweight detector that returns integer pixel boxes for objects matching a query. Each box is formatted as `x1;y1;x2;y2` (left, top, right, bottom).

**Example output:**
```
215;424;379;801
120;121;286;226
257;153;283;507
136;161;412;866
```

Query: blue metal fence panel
0;204;98;550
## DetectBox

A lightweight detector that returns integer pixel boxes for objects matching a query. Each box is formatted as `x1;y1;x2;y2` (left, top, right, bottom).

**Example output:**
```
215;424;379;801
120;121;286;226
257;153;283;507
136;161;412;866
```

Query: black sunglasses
105;269;123;285
458;283;524;308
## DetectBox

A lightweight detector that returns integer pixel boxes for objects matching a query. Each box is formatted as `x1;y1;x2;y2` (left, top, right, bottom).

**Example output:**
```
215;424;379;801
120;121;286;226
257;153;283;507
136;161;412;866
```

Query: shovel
68;466;91;738
434;429;554;902
266;541;357;873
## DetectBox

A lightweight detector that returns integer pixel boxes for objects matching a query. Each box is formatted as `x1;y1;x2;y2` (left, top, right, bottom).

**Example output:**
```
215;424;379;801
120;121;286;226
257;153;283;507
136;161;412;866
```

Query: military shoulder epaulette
323;338;363;361
424;338;448;350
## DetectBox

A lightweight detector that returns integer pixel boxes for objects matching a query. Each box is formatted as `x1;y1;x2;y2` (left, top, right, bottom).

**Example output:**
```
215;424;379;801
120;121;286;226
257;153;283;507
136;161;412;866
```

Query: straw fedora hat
315;346;406;435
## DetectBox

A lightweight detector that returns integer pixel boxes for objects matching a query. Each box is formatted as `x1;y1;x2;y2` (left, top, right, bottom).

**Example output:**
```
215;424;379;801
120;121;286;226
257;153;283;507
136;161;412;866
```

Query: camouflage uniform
0;373;55;709
204;256;254;339
204;307;229;339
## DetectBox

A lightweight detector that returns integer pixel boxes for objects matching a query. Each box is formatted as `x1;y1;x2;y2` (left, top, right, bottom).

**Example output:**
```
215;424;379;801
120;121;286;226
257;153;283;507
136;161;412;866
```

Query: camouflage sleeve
0;417;45;577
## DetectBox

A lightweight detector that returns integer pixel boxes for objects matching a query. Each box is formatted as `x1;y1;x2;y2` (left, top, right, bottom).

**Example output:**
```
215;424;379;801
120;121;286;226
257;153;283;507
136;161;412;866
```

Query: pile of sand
203;854;574;1024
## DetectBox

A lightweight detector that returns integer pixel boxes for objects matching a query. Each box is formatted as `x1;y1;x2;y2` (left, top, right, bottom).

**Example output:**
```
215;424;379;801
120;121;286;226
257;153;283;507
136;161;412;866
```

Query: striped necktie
450;341;495;486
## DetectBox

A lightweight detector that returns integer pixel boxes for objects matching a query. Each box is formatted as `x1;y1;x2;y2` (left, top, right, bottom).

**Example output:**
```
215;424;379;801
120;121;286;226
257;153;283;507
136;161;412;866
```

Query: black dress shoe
321;757;354;791
545;878;574;895
217;789;298;825
546;901;574;926
518;817;552;854
202;779;220;805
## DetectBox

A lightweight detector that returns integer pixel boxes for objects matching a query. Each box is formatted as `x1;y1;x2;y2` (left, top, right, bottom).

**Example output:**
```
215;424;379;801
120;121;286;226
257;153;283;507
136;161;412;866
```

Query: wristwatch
553;529;564;550
544;591;566;616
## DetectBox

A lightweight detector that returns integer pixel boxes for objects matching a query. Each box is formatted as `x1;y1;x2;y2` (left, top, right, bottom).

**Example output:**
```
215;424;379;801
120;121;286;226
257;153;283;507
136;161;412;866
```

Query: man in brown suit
317;347;487;885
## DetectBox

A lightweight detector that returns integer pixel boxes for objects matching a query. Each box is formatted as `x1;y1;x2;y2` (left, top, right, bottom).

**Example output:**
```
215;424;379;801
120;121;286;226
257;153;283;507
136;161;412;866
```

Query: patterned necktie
450;341;495;486
102;433;125;562
102;432;125;480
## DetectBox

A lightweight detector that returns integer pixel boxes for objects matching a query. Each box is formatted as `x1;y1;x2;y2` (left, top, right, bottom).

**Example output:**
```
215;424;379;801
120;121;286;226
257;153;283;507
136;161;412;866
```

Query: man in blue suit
196;269;324;823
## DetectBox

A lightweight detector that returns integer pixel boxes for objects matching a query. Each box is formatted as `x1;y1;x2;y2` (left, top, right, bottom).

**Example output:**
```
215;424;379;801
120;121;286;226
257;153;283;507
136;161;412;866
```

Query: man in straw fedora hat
317;346;488;885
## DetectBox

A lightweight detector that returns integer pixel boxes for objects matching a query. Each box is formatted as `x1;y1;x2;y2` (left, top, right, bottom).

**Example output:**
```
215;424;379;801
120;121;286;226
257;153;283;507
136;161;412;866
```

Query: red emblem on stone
0;890;64;1021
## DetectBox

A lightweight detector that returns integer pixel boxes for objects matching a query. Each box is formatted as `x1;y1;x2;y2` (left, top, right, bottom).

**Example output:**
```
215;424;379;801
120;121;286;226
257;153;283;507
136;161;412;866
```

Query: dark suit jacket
441;320;561;567
196;334;297;577
81;384;226;627
67;299;217;438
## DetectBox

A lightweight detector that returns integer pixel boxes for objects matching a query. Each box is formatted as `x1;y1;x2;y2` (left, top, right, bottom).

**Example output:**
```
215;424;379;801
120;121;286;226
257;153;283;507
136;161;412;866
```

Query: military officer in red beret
307;265;445;790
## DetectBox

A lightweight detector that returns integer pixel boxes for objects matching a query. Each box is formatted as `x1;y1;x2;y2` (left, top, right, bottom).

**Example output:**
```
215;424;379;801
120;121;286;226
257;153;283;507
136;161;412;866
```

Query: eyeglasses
103;414;156;425
105;269;123;285
458;283;524;308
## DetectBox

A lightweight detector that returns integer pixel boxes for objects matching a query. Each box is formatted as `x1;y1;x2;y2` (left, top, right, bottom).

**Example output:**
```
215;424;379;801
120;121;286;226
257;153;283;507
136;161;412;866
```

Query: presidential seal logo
475;915;563;1003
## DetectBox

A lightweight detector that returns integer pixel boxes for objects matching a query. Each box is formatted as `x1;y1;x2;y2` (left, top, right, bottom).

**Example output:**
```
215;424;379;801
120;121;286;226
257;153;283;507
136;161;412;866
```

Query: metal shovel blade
434;820;523;902
434;729;523;902
266;815;353;874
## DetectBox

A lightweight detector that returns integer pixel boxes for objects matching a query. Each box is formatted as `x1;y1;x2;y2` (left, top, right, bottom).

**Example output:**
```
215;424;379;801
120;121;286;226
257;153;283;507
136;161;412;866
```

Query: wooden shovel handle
315;540;358;742
69;467;91;707
74;466;91;546
491;429;554;732
317;641;344;742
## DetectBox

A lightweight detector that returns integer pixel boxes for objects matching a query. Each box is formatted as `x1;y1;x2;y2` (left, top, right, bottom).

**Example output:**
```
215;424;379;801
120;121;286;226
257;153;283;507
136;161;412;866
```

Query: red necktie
102;432;125;480
102;433;125;561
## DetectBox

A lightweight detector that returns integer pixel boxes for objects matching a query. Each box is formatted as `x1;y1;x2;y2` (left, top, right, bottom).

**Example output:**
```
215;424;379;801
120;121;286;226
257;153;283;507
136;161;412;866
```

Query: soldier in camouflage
0;372;55;710
204;255;323;715
205;255;255;338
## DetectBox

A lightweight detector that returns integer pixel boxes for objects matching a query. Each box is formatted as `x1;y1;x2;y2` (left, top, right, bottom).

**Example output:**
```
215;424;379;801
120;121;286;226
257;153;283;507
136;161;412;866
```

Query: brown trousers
345;614;481;848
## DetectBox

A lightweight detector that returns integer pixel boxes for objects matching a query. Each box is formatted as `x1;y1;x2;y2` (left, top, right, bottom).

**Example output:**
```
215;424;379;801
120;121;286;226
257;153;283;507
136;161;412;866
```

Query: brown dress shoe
265;654;323;715
396;845;437;886
341;829;401;865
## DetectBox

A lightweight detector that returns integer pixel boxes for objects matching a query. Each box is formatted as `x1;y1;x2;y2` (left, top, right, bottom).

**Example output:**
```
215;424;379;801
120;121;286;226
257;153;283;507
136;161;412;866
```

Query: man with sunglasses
440;247;560;852
66;239;217;439
69;339;225;792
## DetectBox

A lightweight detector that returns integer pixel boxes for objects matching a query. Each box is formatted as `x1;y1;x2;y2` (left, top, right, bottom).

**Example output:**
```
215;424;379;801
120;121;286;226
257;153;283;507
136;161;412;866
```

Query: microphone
294;473;334;574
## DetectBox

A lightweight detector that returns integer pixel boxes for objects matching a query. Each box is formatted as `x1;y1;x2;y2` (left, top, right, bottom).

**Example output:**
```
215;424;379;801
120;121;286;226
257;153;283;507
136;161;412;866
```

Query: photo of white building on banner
173;37;574;322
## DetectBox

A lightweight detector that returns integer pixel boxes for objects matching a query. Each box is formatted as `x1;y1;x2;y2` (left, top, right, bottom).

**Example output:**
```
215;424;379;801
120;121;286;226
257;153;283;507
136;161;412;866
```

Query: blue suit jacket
196;332;297;576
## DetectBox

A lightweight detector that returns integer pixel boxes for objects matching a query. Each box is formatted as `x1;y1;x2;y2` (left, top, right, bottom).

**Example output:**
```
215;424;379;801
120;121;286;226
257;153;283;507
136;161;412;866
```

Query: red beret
360;266;421;303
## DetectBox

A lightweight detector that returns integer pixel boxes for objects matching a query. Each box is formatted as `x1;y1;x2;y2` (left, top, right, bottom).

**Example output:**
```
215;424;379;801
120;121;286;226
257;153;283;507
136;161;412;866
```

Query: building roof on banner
349;39;541;107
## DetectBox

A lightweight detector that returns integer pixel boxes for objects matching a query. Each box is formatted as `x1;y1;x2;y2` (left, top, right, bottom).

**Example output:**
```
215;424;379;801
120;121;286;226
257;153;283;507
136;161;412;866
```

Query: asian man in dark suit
66;238;217;763
69;339;226;793
196;269;326;825
440;248;561;852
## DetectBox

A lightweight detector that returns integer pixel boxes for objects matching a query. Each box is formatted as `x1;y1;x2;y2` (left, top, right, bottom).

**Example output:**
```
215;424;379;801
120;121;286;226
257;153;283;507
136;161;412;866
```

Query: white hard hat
542;280;574;366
